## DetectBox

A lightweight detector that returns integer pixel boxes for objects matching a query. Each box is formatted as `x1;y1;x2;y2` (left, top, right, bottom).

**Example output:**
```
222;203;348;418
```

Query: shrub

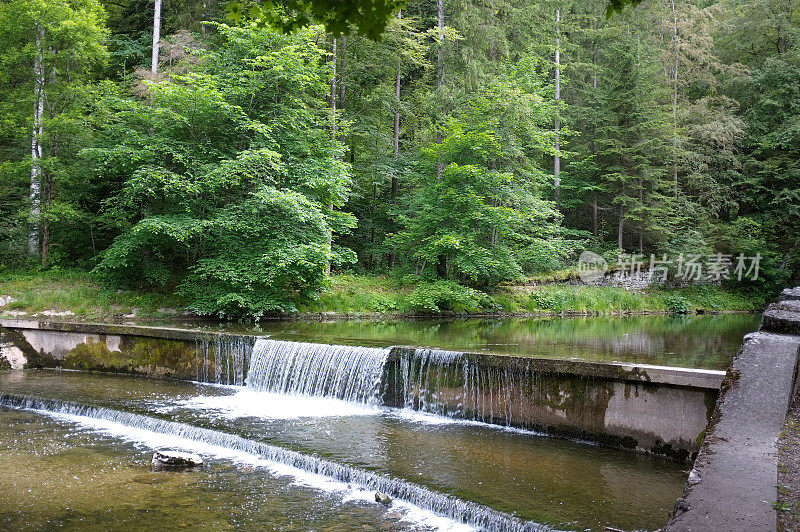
664;294;693;314
405;280;493;313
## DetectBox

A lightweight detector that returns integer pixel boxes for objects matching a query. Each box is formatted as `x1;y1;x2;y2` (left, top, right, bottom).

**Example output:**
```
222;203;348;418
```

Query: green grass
306;274;765;315
303;274;413;314
501;284;764;314
0;268;766;319
0;267;184;320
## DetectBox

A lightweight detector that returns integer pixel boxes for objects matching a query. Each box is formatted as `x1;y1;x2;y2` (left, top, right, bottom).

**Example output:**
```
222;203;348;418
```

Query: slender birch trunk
591;27;598;236
554;8;561;206
29;25;45;257
339;36;346;108
327;36;337;275
671;0;679;198
151;0;162;76
436;0;444;180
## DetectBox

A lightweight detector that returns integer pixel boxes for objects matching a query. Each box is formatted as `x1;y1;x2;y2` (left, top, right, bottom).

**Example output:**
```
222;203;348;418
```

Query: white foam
392;408;547;437
176;389;382;419
33;407;472;531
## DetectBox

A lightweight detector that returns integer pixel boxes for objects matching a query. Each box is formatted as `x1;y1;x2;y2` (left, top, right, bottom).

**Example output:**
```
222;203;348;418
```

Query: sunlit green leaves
91;23;355;316
225;0;405;39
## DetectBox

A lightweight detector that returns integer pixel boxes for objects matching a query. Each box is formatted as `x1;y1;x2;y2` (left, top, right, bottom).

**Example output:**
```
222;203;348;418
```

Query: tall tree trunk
327;36;337;275
591;25;598;238
618;204;624;252
41;167;52;268
670;0;679;198
339;36;346;107
338;36;347;146
553;7;561;206
437;0;444;91
151;0;162;76
29;25;45;258
436;0;445;180
388;12;401;270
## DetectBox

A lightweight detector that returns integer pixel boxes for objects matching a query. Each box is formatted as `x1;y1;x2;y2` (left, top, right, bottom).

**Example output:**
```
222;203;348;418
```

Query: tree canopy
0;0;797;316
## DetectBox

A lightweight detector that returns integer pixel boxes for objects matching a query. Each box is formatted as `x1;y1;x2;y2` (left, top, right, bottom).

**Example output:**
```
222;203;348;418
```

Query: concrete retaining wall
0;319;723;459
666;287;800;531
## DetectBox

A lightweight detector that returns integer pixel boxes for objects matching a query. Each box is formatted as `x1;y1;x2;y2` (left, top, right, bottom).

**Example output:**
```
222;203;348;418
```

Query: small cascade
0;394;547;532
386;348;548;428
246;339;390;405
195;335;255;386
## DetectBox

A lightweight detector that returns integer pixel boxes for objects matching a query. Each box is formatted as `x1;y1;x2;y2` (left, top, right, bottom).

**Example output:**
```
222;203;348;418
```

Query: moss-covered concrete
0;319;249;343
63;336;198;379
3;320;718;458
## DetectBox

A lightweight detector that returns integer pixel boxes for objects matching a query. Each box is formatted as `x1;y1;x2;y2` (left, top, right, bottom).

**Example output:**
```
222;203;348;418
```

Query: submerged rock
151;450;203;471
673;497;691;516
374;491;392;505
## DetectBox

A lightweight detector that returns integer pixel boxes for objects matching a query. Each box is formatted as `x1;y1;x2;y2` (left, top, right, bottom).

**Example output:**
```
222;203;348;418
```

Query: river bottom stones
151;450;204;471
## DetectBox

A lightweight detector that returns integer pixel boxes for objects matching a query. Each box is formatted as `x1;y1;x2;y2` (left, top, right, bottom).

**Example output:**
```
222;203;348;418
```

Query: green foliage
1;0;797;318
90;24;356;317
225;0;405;39
405;280;493;313
0;0;109;267
664;294;692;314
392;115;567;288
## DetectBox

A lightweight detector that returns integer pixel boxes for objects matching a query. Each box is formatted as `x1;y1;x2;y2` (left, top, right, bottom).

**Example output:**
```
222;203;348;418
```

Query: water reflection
181;314;759;369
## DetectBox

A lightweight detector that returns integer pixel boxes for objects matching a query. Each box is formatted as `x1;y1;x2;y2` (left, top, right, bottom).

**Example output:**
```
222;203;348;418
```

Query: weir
246;339;389;404
0;393;547;532
0;319;723;458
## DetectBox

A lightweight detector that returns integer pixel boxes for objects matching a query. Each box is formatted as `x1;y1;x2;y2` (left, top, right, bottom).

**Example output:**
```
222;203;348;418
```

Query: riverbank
0;268;766;321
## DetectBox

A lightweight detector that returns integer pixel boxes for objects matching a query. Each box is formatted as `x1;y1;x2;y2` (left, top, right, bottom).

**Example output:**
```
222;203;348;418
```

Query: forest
0;0;798;317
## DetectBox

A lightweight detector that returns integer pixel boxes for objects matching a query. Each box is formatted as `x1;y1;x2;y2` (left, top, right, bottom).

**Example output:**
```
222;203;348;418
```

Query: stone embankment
666;287;800;531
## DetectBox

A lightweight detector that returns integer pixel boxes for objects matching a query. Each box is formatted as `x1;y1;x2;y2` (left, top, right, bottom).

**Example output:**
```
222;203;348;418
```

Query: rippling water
0;370;687;530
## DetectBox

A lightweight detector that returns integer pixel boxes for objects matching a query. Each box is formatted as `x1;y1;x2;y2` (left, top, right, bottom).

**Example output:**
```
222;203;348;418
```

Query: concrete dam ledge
0;318;721;459
666;288;800;531
0;319;724;389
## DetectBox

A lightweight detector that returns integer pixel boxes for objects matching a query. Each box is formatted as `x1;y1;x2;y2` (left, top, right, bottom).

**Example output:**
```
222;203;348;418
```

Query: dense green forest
0;0;797;317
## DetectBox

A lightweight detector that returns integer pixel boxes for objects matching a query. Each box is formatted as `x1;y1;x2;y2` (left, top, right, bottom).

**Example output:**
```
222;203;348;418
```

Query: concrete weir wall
0;319;723;458
666;288;800;531
0;320;254;381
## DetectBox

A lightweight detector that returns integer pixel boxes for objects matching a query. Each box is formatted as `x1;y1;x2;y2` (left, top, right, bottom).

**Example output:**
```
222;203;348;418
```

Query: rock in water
375;492;392;505
151;450;203;471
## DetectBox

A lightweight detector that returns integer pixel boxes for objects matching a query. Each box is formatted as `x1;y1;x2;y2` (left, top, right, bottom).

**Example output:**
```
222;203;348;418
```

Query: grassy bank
0;268;766;321
307;274;765;315
0;268;184;320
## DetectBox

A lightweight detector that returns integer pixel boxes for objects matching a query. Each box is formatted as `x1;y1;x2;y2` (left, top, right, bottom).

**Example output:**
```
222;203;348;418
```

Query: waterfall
0;393;548;532
387;348;538;427
245;339;390;405
195;335;255;386
193;338;594;432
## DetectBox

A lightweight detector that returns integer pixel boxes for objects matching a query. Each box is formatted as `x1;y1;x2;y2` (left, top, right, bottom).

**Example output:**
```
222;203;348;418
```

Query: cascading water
245;339;390;405
195;335;255;386
192;337;587;431
0;393;548;532
387;348;542;427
